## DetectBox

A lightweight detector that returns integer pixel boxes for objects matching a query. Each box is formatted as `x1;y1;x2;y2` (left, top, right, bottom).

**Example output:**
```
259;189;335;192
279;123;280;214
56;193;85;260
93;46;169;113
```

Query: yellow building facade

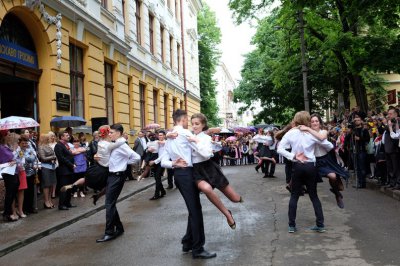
0;0;202;143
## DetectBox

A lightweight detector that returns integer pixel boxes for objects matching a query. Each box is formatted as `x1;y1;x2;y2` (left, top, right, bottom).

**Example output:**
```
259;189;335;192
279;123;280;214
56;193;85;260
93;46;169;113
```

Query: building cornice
190;0;203;12
43;0;131;54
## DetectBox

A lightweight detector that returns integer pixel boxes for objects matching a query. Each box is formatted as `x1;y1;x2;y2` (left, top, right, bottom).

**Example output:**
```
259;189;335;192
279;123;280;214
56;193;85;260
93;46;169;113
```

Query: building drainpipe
180;0;188;111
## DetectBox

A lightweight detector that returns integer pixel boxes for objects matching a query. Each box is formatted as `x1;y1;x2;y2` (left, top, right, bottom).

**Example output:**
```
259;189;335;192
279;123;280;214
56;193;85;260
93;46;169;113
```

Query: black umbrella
50;116;86;128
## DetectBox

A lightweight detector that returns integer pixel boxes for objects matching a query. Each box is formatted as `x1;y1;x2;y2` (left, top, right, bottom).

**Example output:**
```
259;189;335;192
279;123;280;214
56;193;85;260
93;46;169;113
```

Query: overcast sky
203;0;256;82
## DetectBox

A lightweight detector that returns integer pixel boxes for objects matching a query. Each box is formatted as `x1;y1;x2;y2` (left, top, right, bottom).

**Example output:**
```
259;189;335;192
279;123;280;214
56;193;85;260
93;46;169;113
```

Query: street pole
298;9;310;112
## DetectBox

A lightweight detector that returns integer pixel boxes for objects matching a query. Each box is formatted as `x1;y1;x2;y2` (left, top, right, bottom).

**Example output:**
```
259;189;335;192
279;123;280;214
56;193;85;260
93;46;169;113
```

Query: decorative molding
142;70;146;81
109;43;115;59
148;2;156;13
25;0;63;68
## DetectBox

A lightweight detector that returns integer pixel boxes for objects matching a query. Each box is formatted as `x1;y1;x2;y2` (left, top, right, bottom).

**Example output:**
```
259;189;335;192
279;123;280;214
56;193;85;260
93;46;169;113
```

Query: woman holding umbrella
0;131;19;221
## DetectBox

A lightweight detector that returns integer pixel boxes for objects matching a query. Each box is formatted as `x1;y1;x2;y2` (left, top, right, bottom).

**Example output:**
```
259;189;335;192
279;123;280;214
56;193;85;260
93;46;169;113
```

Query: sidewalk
365;178;400;201
0;177;162;257
349;172;400;201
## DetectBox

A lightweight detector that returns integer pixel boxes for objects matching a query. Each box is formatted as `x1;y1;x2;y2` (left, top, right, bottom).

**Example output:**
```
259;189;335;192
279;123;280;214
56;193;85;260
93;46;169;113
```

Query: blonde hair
6;133;20;151
39;134;50;146
48;131;57;143
293;111;311;126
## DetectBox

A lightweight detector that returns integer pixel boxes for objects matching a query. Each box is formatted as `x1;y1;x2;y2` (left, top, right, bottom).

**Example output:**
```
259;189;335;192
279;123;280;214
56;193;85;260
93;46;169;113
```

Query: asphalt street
1;164;399;266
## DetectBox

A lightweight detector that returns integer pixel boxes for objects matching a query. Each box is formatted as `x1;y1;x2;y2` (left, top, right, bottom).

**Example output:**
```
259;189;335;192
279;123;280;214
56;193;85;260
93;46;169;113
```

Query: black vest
384;126;399;154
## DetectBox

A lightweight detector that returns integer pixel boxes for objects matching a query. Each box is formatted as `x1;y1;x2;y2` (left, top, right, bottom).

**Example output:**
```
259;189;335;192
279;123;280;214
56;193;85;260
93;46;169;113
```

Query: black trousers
154;164;165;196
174;168;205;253
284;159;293;184
385;153;400;186
105;172;126;235
58;174;73;207
167;168;174;187
264;160;276;176
2;173;19;216
23;174;35;213
289;162;324;228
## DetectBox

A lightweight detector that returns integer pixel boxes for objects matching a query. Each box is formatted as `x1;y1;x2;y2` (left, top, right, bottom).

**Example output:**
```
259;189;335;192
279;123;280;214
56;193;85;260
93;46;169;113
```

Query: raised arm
106;138;126;152
299;126;327;141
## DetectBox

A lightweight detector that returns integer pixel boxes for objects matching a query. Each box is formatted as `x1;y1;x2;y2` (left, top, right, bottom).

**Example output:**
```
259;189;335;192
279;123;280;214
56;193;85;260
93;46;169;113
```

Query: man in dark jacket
352;116;370;188
54;131;76;210
87;131;99;166
384;107;400;189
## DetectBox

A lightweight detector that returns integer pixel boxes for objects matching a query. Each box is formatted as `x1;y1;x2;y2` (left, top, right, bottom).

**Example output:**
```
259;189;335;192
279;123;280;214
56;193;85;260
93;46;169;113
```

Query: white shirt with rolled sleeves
96;138;126;167
191;131;214;164
277;128;333;163
252;134;273;145
160;125;205;169
154;141;166;165
314;129;331;157
109;137;141;172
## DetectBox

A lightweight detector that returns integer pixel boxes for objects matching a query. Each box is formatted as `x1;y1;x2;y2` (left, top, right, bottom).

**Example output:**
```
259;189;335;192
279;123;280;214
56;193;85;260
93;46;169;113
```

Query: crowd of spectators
2;104;399;222
326;105;400;189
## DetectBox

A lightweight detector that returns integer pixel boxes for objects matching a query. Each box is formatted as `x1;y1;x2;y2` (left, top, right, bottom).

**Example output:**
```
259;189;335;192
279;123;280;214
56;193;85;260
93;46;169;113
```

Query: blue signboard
0;39;38;68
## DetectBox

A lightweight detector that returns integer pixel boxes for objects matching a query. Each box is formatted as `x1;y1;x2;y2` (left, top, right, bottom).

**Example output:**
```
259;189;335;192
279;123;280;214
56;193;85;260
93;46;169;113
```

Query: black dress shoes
149;195;161;200
66;204;77;208
96;234;116;243
192;250;217;259
166;185;173;189
58;205;69;211
115;229;124;237
182;246;192;253
161;190;166;197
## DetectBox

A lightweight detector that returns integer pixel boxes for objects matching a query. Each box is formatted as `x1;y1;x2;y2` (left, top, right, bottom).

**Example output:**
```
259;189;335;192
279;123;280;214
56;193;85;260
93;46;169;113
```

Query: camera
390;118;400;124
347;122;354;129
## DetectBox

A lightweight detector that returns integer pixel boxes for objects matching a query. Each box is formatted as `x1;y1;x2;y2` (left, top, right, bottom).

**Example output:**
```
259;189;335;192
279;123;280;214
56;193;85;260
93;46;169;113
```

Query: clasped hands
166;132;199;143
172;158;188;168
295;152;308;163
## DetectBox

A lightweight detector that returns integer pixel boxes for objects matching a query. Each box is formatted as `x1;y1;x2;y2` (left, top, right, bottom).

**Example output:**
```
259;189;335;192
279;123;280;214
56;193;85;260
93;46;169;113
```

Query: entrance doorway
0;73;36;119
0;13;41;120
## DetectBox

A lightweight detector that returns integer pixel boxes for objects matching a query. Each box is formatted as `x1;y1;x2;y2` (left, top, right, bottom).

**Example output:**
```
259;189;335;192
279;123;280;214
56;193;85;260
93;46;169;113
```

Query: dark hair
267;130;275;144
59;130;69;139
110;124;124;134
275;123;294;140
311;113;324;129
191;113;209;131
158;130;166;135
173;109;187;124
19;135;29;143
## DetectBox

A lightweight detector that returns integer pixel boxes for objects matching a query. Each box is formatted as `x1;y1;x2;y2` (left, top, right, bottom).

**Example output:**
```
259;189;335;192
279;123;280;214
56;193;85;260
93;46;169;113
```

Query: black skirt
193;160;229;189
85;163;109;190
316;151;349;180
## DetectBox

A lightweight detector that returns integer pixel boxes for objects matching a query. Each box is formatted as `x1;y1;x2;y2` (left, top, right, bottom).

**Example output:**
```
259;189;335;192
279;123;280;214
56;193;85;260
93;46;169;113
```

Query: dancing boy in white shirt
161;109;217;259
96;124;141;243
278;111;333;233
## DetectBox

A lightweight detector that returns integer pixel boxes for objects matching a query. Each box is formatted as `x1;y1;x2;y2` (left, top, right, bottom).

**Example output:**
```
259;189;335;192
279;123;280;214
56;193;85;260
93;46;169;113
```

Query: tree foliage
229;0;400;124
198;4;222;126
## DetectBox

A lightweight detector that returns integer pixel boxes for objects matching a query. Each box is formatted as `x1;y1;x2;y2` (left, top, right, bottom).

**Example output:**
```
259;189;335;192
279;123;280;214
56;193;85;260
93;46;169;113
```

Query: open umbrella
247;126;257;132
226;136;237;142
50;116;86;128
220;128;233;134
143;123;160;130
0;116;39;130
234;126;251;133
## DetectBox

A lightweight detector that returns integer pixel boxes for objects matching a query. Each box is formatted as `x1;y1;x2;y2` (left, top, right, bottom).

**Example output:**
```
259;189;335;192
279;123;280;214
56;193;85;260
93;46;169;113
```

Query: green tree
198;4;222;126
229;0;400;117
